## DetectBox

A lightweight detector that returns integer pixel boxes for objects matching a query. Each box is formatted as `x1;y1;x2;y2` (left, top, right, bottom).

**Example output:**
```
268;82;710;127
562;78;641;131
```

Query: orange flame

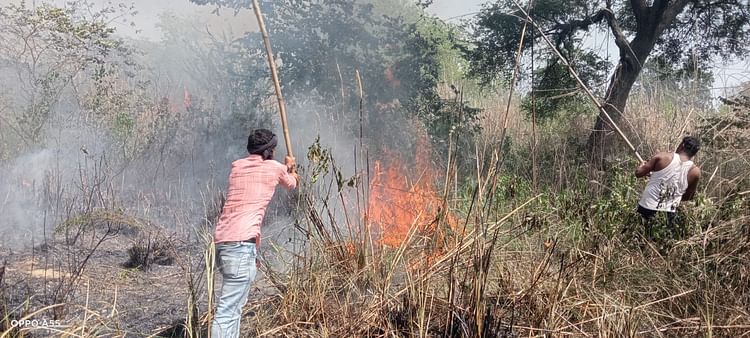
367;137;455;251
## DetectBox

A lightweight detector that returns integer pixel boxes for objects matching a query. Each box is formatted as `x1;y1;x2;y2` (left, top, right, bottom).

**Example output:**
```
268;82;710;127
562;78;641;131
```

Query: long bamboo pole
511;0;644;162
251;0;293;157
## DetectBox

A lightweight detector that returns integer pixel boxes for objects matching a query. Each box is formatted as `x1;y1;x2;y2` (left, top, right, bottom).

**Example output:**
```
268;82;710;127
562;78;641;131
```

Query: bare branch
549;8;634;60
600;9;631;53
550;11;606;37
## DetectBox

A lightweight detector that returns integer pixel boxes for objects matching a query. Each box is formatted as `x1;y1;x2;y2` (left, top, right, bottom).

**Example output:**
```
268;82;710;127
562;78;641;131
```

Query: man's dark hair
680;136;701;157
247;129;277;160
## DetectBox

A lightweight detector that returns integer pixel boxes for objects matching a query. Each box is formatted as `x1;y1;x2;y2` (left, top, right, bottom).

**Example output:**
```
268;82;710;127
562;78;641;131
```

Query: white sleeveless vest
638;153;694;212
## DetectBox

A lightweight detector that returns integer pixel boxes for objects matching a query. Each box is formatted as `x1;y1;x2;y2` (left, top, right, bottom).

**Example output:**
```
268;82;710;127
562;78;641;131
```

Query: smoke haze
0;0;413;250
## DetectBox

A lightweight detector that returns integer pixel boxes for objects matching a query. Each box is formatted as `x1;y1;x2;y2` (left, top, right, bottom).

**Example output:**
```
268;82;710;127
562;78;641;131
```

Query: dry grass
1;90;749;337
220;89;750;337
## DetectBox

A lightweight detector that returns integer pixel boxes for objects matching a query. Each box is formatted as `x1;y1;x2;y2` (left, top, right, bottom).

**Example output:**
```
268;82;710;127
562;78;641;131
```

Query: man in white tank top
635;136;702;237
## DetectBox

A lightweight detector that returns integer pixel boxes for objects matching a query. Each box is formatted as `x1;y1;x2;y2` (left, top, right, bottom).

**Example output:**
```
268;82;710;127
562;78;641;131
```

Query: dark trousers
637;204;676;238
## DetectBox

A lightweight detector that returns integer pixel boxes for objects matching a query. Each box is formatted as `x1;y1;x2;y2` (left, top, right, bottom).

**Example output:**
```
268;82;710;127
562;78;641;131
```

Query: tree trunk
584;0;694;163
587;35;657;162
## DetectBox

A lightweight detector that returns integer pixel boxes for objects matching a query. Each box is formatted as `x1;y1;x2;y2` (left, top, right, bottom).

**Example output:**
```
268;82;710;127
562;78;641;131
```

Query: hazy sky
0;0;746;96
0;0;258;40
429;0;484;19
0;0;486;40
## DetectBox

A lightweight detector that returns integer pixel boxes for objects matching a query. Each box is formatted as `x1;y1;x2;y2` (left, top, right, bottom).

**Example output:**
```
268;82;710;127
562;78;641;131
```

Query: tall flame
367;137;455;250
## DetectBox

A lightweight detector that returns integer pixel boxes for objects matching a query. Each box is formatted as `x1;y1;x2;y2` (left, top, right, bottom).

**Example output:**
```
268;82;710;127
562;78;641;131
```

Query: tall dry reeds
224;84;750;337
2;78;748;338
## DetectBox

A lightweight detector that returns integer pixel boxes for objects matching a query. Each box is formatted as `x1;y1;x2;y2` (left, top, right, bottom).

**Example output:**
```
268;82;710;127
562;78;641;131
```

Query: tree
467;0;750;158
187;0;480;159
0;1;135;147
143;12;275;159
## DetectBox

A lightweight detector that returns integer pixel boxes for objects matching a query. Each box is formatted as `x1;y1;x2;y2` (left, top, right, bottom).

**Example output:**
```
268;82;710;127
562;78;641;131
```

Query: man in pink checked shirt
211;129;298;338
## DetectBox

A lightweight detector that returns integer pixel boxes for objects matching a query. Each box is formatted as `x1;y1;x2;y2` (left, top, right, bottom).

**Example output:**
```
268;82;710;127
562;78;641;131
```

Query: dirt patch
5;258;72;279
0;232;210;336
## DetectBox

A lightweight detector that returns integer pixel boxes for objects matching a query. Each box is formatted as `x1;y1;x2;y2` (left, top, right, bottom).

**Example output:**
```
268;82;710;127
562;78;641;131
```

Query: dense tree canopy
467;0;750;157
186;0;479;158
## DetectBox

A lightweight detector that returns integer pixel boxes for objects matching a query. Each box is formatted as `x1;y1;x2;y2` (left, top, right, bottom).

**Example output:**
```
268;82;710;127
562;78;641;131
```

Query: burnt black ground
0;233;210;337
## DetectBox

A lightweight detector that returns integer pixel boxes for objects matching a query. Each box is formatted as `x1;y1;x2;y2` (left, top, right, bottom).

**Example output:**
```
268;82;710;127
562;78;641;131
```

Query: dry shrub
123;235;177;270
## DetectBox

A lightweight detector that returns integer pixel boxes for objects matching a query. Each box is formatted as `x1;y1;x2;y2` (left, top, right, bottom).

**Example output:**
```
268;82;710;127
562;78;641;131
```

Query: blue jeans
211;242;257;338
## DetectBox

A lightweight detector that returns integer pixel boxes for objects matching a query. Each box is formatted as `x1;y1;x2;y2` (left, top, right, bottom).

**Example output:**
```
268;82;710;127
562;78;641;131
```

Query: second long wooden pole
252;0;293;157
